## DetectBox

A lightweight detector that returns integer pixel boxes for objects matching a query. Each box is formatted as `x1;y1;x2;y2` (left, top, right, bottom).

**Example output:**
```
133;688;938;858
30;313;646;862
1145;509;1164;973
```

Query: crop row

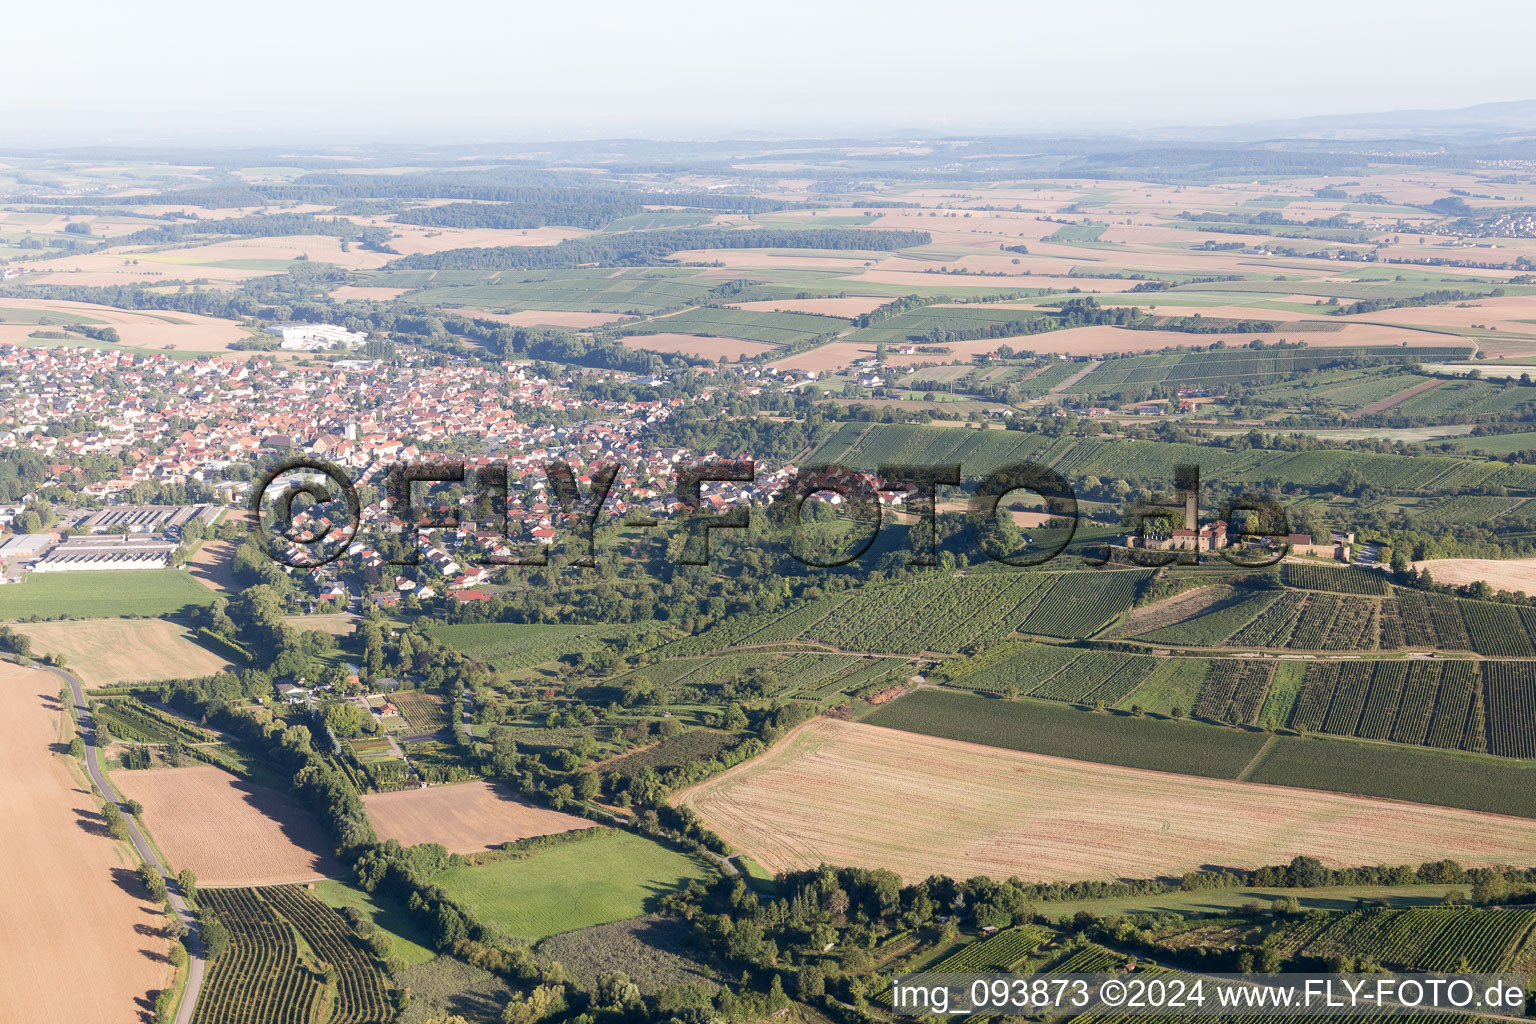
260;886;392;1024
599;729;739;778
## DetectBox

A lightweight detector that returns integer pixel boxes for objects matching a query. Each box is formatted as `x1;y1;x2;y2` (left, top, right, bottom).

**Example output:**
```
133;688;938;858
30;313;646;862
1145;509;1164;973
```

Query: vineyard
1482;661;1536;758
801;573;1062;653
1264;906;1536;972
927;926;1048;972
936;643;1163;705
1136;591;1277;646
1281;562;1391;595
1192;660;1274;725
1288;659;1483;752
194;886;392;1024
807;420;1536;495
1013;571;1153;638
1060;346;1447;394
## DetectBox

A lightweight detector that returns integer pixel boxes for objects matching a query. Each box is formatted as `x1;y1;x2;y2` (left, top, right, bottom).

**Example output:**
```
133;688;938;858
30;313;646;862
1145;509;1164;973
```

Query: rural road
38;661;208;1024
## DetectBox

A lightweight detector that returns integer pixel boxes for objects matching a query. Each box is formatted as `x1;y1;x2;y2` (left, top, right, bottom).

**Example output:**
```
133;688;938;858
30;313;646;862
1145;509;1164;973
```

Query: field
1287;659;1485;751
674;717;1536;883
193;885;392;1024
112;764;340;884
0;569;217;620
426;621;639;673
14;618;234;687
796;570;1148;654
434;829;711;940
362;779;590;853
186;538;240;593
0;662;172;1023
1248;736;1536;817
1412;557;1536;594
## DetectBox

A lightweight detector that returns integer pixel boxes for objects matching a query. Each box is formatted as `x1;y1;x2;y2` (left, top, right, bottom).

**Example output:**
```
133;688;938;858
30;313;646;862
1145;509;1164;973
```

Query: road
40;661;208;1024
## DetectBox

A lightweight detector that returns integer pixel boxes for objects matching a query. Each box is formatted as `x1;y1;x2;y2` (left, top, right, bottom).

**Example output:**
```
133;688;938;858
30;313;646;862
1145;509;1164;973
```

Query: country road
39;661;208;1024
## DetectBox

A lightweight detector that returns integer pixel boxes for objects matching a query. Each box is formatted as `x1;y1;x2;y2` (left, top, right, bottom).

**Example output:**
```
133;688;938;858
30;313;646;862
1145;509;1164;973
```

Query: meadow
434;829;711;941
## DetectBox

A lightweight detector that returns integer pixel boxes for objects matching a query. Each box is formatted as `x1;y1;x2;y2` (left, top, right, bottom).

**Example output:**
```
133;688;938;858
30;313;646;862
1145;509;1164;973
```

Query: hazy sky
5;0;1534;144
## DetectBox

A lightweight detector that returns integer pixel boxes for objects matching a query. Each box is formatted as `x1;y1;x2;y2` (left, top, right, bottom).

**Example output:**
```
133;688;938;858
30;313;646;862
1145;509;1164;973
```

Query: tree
201;917;229;960
139;863;167;901
69;736;85;759
1287;855;1325;888
178;868;198;898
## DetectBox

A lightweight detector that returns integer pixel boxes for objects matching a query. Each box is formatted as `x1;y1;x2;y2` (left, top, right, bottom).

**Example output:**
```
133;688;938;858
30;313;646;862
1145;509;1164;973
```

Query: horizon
5;0;1535;146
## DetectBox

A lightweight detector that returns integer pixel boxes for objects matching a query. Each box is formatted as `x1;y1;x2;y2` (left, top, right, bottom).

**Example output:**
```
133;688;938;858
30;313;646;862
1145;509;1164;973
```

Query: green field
1249;735;1536;818
863;688;1268;778
434;829;712;940
0;570;217;620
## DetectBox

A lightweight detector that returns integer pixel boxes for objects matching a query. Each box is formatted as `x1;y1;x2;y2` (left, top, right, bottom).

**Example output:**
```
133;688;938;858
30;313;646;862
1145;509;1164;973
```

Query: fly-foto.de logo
251;457;1295;571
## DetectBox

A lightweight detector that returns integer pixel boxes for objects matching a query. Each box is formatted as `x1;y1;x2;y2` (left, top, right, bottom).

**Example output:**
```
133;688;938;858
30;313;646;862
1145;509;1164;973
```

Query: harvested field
0;662;171;1022
113;764;339;885
620;332;778;359
0;296;258;351
187;537;239;592
1411;557;1536;595
674;718;1536;883
363;780;590;853
13;618;233;688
